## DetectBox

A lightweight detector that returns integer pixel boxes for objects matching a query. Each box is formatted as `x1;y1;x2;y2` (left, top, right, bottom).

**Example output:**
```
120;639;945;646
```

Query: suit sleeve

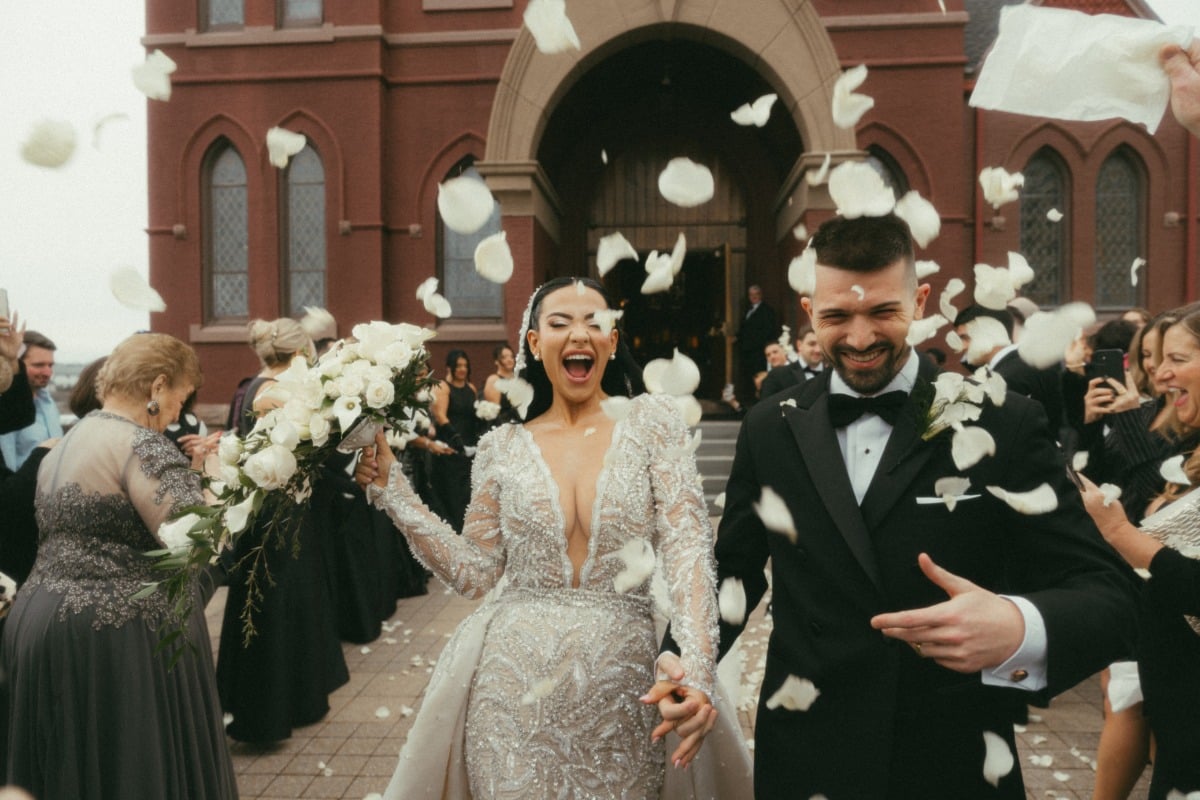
0;364;34;436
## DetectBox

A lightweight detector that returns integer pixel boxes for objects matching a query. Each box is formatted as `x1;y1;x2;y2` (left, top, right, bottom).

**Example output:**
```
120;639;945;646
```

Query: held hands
870;553;1024;674
353;431;397;489
640;652;718;768
1163;41;1200;139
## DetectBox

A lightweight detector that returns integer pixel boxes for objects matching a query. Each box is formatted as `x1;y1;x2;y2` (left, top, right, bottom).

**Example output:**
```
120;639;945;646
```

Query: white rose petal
1130;257;1146;287
828;160;896;219
643;349;700;396
600;396;632;421
1071;451;1089;472
754;486;797;543
613;539;655;593
474;230;514;284
951;426;996;470
520;677;558;705
765;675;820;711
806;153;832;187
375;706;391;719
714;491;726;509
963;317;1011;366
668;232;686;275
523;0;581;54
986;483;1058;515
1047;208;1063;222
915;260;941;280
832;64;874;129
20;119;76;168
672;395;703;427
787;249;817;296
1099;483;1122;507
657;157;715;208
266;126;306;169
131;49;177;101
718;577;747;626
593;308;623;336
730;93;777;127
792;222;809;241
906;314;948;347
973;263;1017;310
979;166;1024;210
474;399;501;421
242;445;299;491
110;267;167;313
982;731;1014;787
597;232;637;276
437;174;496;235
640;263;674;295
939;278;966;322
158;513;202;550
945;330;965;353
1007;252;1035;290
1018;302;1096;368
1053;771;1071;782
496;377;534;419
1161;454;1191;486
933;476;972;512
893;190;941;248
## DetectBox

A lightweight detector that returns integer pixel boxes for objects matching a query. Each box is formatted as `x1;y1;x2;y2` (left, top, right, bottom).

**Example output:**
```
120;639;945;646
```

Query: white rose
158;513;201;550
217;434;243;466
393;321;436;349
475;400;501;421
335;373;366;398
219;463;243;488
242;444;299;491
333;395;363;434
324;380;342;398
224;491;258;534
270;419;302;451
364;380;395;409
318;355;344;379
308;413;331;447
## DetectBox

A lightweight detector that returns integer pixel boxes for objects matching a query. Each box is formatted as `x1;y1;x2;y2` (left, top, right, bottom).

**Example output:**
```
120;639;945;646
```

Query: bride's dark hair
519;277;645;421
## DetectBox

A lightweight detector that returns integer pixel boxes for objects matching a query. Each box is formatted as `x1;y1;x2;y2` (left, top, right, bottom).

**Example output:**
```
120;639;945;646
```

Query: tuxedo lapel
784;382;885;597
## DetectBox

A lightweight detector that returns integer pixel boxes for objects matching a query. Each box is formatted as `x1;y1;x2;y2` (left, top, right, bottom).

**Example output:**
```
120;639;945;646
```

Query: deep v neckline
518;415;626;588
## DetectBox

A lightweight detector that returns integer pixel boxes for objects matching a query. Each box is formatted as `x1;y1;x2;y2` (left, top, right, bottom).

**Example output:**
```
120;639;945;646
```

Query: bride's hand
354;431;396;489
640;653;718;768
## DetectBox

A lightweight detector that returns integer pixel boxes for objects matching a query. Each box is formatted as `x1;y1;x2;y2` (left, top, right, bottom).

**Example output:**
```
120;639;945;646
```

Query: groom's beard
828;342;909;395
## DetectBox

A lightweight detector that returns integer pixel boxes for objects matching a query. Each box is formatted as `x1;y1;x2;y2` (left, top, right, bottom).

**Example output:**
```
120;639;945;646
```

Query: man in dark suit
956;304;1065;434
735;284;778;408
760;328;824;399
673;215;1137;798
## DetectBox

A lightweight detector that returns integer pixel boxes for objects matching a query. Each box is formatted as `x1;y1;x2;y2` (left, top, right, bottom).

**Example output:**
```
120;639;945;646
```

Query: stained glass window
866;146;909;197
1019;149;1067;307
280;0;322;26
439;162;503;319
207;144;248;320
284;146;326;315
205;0;244;30
1094;150;1143;310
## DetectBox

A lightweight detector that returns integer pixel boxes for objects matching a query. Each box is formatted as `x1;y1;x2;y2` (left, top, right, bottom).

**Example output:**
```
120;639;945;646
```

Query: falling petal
714;492;726;509
832;64;874;129
973;263;1017;311
1047;208;1063;222
92;112;130;149
593;308;623;336
131;48;177;101
986;483;1058;514
765;675;820;711
754;486;797;543
1099;483;1122;507
110;267;166;312
375;706;391;719
792;222;809;241
496;377;534;418
894;190;941;248
523;0;581;54
1017;302;1096;368
973;367;1008;406
946;330;965;353
673;395;703;427
806;153;832;187
718;577;747;625
438;174;496;235
520;677;557;705
640;266;674;294
613;538;656;592
1130;257;1146;287
1161;454;1191;485
266;126;306;169
906;314;948;347
982;731;1015;787
1071;451;1089;472
850;285;865;300
952;426;996;470
20;119;76;168
597;232;637;276
916;260;941;279
939;278;966;322
583;427;595;437
934;476;971;512
1007;252;1035;290
600;396;633;421
658;157;715;208
423;292;452;318
730;93;777;127
788;249;817;296
473;230;513;284
600;148;608;164
779;398;797;409
574;278;587;295
963;317;1010;365
828;160;896;219
978;166;1024;210
938;0;946;11
668;232;687;275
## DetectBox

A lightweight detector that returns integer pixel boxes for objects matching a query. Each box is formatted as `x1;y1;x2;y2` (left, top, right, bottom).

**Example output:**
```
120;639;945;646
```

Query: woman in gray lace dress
356;278;749;799
3;333;237;799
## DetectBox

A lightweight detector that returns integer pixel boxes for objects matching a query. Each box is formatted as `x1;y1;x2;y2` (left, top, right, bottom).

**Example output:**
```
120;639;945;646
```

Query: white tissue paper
970;5;1193;134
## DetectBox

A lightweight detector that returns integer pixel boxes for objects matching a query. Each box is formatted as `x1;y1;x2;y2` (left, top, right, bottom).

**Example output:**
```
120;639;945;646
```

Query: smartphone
1088;348;1125;385
1064;462;1085;492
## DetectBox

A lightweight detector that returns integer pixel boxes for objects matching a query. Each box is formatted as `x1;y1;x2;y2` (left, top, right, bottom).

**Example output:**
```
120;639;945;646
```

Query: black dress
216;377;349;742
430;382;478;533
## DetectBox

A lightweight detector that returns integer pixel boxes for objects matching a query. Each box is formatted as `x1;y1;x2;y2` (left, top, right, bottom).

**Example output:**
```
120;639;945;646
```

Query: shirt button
1010;669;1029;682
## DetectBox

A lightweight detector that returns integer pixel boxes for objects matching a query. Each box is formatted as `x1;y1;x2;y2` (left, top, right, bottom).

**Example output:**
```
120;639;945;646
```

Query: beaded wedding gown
368;394;751;799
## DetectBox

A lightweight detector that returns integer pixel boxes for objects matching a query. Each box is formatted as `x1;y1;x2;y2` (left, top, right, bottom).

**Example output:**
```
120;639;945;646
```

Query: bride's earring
146;398;160;417
609;352;616;361
532;352;541;362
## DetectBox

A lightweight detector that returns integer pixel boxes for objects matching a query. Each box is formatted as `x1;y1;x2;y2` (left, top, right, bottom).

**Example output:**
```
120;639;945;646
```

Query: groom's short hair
811;214;915;278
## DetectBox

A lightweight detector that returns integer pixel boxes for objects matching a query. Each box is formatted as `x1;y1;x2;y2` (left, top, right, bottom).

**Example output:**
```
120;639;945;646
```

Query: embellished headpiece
511;282;544;380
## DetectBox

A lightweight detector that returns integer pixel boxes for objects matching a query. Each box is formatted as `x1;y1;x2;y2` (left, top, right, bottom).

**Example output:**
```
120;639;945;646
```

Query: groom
673;214;1138;798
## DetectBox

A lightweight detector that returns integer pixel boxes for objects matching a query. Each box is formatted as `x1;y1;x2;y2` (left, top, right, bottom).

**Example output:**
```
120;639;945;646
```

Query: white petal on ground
945;329;965;353
978;166;1024;210
963;317;1011;365
438;174;496;235
765;675;820;711
788;248;817;296
832;64;874;129
973;263;1017;310
597;232;637;276
375;706;391;719
496;377;534;418
20;119;76;168
1099;483;1122;507
520;677;558;705
658;157;715;208
641;264;675;294
523;0;581;54
805;153;832;187
1047;208;1064;222
754;486;797;543
110;267;167;312
934;476;971;512
600;396;633;421
1017;302;1097;368
613;538;656;593
399;705;414;717
1072;451;1089;472
986;483;1058;515
828;160;896;219
982;731;1014;787
939;278;966;322
792;222;809;241
474;230;513;283
1053;771;1071;782
893;190;941;248
131;48;177;101
730;93;777;127
593;308;623;336
1161;454;1191;486
1130;257;1146;287
266;126;307;169
718;577;747;625
714;491;726;509
915;260;941;279
906;314;948;347
1007;252;1036;290
952;426;996;470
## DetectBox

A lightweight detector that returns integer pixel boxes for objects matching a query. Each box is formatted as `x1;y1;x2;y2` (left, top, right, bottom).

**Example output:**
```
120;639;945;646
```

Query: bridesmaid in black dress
429;349;478;533
481;343;518;427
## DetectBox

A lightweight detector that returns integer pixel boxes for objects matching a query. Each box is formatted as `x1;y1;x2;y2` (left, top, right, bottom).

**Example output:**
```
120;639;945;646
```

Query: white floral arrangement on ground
143;321;437;653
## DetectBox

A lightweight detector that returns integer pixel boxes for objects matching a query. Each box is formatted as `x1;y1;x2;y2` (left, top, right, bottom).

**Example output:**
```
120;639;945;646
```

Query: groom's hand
869;553;1024;673
640;652;718;768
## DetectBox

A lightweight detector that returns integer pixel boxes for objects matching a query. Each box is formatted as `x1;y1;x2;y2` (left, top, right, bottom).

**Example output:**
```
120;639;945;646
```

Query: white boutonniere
919;368;1007;471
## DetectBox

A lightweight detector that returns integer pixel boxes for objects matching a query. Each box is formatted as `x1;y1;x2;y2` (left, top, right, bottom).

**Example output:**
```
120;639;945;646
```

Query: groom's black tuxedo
716;355;1138;799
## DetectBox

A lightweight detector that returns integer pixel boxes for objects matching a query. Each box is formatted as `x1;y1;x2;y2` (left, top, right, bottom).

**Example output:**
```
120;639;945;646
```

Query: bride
356;277;749;799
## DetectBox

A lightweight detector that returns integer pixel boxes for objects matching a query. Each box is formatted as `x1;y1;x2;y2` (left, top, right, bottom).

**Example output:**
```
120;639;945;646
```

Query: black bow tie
803;366;821;376
827;391;908;427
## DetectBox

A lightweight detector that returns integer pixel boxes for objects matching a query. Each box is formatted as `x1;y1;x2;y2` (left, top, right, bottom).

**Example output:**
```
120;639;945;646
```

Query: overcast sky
0;1;1195;364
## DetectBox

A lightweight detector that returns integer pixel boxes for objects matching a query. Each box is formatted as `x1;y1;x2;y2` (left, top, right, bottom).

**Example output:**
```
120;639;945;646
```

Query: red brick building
143;0;1198;409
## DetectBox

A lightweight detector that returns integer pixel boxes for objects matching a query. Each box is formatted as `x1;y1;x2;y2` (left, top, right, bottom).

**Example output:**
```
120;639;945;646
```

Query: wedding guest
0;331;61;470
481;343;517;426
3;332;237;799
217;317;348;743
0;318;45;585
428;349;478;533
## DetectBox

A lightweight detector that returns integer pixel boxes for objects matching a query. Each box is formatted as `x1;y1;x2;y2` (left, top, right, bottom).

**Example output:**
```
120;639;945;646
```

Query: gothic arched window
437;159;503;319
204;142;249;320
282;145;326;315
1094;149;1145;310
1019;149;1069;307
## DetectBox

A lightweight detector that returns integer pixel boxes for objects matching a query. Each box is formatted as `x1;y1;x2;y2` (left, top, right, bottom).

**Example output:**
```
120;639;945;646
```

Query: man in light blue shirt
0;331;62;470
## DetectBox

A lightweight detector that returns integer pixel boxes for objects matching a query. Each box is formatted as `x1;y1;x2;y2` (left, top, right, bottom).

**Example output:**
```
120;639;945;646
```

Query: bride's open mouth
563;353;595;383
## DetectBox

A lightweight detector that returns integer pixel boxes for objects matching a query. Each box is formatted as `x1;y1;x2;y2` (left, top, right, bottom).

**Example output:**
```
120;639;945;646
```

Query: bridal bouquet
143;321;437;654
